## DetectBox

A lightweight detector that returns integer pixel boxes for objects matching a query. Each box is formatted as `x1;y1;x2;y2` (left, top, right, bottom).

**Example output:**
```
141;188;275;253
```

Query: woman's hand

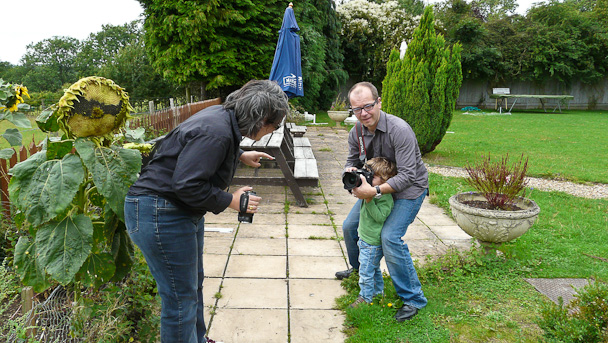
240;151;274;168
229;186;262;213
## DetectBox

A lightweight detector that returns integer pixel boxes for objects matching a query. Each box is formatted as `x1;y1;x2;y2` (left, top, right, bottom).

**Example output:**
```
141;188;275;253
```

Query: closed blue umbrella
269;3;304;98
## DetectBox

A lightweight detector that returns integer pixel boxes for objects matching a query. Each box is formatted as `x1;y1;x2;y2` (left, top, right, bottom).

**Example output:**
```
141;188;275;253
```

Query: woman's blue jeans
357;239;384;303
342;191;428;309
125;194;207;343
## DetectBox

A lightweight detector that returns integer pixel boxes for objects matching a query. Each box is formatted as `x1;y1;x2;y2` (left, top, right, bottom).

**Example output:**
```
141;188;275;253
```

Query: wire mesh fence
7;286;81;343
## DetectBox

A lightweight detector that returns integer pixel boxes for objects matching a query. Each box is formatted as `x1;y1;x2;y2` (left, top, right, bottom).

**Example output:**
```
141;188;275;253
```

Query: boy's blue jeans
125;194;207;343
357;239;384;303
342;191;428;309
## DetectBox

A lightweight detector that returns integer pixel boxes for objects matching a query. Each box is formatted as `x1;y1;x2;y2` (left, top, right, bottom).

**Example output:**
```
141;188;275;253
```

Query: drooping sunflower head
56;76;133;138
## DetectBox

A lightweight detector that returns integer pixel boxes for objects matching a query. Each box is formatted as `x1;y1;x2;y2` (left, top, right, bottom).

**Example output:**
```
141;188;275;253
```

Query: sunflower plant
9;76;145;292
0;79;33;158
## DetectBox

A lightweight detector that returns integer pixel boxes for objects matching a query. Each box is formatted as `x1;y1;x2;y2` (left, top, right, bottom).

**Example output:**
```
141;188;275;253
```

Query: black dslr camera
342;168;374;191
238;190;257;223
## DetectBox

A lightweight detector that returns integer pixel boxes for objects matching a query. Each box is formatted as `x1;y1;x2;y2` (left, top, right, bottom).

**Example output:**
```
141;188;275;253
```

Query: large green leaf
0;148;14;159
5;112;32;128
9;152;84;226
9;151;48;209
125;126;146;143
36;214;94;285
75;139;141;221
36;108;60;132
14;237;51;292
46;139;74;160
78;252;116;289
111;225;134;282
2;128;22;146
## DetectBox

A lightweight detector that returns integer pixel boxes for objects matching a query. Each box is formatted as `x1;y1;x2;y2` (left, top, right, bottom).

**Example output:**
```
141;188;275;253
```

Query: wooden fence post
21;286;36;337
149;100;155;115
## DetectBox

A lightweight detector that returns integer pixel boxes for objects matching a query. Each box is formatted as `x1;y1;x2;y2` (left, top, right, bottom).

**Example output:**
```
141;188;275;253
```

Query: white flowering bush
337;0;420;85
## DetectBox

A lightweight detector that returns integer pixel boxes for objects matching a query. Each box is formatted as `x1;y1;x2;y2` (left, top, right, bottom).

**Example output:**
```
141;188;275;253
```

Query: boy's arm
361;196;393;224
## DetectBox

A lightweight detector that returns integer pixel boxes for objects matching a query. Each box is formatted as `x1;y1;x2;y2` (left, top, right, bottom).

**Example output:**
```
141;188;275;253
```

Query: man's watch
374;185;382;199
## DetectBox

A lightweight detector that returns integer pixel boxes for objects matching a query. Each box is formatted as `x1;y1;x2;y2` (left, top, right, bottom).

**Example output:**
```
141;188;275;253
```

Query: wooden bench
285;122;307;137
233;123;318;207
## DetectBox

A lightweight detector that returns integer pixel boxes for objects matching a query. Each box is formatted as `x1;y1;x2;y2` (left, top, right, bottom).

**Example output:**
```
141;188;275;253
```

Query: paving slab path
202;126;473;343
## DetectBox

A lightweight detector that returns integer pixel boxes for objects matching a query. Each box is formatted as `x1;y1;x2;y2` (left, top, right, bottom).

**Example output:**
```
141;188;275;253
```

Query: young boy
350;157;398;307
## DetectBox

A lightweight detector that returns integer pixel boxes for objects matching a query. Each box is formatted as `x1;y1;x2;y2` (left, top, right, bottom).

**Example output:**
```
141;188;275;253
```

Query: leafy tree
337;0;418;89
524;1;608;84
99;38;180;100
75;21;142;77
21;37;80;92
435;0;504;81
471;0;517;20
139;0;284;94
382;5;462;155
293;0;348;111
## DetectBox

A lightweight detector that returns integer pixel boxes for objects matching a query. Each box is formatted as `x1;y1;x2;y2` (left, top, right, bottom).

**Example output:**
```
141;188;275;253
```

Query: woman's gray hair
223;80;289;137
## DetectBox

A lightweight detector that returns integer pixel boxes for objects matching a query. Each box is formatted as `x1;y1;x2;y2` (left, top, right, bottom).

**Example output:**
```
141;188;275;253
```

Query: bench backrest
493;88;510;95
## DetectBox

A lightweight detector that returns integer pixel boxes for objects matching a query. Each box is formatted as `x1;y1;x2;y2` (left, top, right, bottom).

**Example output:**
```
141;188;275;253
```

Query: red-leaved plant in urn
464;153;529;210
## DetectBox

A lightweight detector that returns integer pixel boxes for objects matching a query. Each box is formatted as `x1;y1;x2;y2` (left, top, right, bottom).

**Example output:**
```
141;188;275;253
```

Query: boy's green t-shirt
358;194;394;246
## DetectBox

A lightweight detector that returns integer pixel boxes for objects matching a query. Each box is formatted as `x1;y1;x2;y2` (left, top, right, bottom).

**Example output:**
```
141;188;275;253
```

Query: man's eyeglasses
349;99;378;115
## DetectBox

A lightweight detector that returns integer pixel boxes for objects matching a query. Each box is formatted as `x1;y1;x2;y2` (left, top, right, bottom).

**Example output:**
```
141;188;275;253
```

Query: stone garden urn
449;192;540;252
327;110;349;127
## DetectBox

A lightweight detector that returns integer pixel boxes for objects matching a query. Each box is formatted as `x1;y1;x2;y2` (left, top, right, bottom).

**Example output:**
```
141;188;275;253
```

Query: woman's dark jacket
128;105;243;216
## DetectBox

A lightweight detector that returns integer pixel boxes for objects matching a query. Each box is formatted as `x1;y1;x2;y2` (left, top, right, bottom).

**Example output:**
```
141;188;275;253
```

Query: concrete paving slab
225;255;286;278
204;254;229;277
231;237;286;256
209;308;287;343
203;277;223;309
289;279;345;309
217;278;288;309
288;203;329;215
407;239;449;257
288;224;338;239
430;225;473;240
205;213;240;224
290;309;346;343
286;213;332;225
289;256;347;279
237;224;286;239
419;214;460;226
203;237;234;255
288;239;344;257
250;213;285;225
404;224;438;240
257;202;288;214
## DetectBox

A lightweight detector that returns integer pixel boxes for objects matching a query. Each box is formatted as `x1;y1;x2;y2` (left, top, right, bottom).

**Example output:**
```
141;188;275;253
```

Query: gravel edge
426;164;608;199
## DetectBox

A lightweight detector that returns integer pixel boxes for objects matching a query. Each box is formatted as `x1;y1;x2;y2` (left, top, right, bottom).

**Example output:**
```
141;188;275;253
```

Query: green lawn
424;110;608;184
0;115;49;150
339;174;608;342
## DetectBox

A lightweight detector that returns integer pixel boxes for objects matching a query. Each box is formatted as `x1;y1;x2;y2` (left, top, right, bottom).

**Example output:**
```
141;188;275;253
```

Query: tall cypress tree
382;6;462;155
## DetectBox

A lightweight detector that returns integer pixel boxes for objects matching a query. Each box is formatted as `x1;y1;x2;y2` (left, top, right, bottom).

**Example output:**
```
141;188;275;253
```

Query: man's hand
228;186;261;213
351;175;375;200
240;151;274;168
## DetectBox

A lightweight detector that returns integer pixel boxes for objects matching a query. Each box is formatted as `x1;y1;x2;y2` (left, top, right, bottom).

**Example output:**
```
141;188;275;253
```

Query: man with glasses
337;81;429;322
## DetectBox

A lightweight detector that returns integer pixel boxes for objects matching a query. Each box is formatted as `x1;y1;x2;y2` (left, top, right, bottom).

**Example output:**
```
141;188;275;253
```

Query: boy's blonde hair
366;157;397;183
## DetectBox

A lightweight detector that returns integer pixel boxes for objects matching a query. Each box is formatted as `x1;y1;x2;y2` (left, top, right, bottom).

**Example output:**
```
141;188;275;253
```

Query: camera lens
342;171;362;190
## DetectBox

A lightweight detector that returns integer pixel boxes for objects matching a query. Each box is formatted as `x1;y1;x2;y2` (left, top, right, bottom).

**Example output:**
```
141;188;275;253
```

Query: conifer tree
382;5;462;155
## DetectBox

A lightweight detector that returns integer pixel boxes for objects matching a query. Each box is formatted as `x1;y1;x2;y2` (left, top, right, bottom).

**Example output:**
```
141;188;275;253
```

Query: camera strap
356;122;368;165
